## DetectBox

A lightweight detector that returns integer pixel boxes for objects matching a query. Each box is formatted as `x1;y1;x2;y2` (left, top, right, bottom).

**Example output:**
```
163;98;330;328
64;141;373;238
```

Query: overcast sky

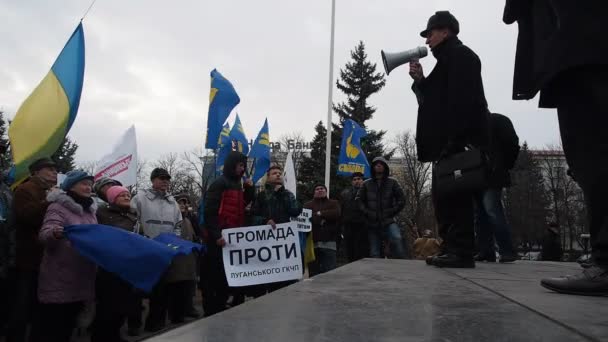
0;0;560;164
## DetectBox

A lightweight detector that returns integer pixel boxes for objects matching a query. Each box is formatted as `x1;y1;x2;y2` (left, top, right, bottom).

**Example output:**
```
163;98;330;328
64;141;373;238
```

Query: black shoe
499;254;517;263
540;265;608;296
474;253;496;262
426;254;446;265
431;254;475;268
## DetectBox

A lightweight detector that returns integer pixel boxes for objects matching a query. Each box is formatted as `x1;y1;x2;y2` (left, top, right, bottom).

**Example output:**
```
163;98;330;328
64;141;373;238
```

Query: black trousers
29;302;83;342
202;245;229;317
432;169;475;258
344;223;369;262
167;280;194;323
145;282;169;331
555;66;608;266
91;270;134;342
6;270;38;342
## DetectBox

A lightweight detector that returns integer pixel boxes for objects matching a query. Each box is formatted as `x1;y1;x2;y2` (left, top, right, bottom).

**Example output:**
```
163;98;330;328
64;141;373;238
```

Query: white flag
93;125;138;187
283;151;297;197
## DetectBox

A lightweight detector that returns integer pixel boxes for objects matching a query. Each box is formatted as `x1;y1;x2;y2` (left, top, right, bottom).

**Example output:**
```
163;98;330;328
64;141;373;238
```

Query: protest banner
222;223;302;287
94;125;138;187
291;208;312;232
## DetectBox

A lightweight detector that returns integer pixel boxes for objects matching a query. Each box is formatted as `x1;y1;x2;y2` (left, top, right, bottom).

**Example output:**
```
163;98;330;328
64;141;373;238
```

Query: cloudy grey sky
0;0;559;164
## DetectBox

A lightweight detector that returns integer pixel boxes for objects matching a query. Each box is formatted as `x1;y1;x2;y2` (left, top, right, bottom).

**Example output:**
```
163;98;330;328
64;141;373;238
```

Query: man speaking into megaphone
408;11;491;268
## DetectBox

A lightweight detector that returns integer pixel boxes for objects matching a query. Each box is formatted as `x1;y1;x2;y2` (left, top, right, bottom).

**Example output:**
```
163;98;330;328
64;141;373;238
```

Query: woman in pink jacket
30;170;98;342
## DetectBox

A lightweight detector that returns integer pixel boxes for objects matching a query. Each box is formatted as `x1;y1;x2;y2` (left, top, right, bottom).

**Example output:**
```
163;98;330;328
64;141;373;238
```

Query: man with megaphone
407;11;491;268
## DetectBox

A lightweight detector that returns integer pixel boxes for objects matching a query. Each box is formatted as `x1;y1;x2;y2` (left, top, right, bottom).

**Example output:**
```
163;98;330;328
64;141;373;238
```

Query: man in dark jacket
305;184;341;276
475;113;520;263
504;1;608;295
203;151;254;315
357;157;406;259
340;172;368;262
251;165;301;293
7;157;57;342
409;11;490;268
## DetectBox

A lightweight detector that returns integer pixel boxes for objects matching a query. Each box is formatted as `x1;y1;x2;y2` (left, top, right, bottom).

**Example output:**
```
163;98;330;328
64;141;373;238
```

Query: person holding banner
203;151;255;316
91;185;139;341
251;165;302;293
29;171;98;342
305;184;341;276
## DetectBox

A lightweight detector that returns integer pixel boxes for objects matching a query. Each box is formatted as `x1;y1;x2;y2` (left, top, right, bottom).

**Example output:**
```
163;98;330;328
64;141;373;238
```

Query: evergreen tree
51;136;78;173
505;142;550;249
299;41;394;200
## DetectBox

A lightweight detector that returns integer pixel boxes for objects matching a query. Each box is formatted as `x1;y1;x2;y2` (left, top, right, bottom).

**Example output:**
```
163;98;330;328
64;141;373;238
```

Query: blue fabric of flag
337;119;371;178
229;114;249;155
65;224;182;292
153;233;205;255
205;69;240;149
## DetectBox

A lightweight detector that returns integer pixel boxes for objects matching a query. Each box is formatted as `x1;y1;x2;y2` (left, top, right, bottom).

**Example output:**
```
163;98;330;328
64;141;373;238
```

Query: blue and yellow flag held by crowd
229;114;249;155
337;119;371;178
205;69;240;150
249;118;270;184
8;23;85;187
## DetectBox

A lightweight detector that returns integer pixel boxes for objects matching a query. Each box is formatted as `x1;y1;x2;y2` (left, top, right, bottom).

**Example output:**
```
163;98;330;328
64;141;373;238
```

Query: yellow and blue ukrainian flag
9;23;85;187
205;69;240;150
249;118;270;184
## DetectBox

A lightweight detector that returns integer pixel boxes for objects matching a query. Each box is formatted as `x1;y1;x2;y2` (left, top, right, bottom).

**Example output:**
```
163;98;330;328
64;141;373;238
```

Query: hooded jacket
131;188;181;239
412;36;490;162
38;190;98;304
356;157;406;228
204;151;255;242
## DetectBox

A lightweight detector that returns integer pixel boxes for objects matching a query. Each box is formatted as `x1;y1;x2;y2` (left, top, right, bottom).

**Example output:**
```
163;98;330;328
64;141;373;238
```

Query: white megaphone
381;46;428;75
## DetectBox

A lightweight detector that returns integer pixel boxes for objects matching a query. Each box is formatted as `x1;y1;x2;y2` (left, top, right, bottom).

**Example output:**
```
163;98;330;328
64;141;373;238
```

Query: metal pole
324;0;336;196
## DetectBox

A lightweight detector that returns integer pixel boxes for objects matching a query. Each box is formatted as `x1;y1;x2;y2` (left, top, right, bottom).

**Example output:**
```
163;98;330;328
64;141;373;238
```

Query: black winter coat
357;158;406;229
412;36;490;162
488;113;520;188
340;186;365;224
252;184;301;225
504;0;608;107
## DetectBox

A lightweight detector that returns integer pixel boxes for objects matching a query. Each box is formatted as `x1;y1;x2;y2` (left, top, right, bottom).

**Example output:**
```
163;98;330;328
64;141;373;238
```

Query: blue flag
337;119;371;178
205;69;240;149
153;233;205;255
65;224;185;292
215;123;232;175
230;114;249;155
249;119;271;184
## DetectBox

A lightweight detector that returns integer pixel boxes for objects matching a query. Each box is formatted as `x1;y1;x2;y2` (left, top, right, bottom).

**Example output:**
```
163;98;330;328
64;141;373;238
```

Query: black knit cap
351;172;364;179
420;11;460;38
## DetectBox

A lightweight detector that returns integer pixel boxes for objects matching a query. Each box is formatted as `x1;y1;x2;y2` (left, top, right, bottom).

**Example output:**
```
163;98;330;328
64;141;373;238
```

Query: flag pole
324;0;336;197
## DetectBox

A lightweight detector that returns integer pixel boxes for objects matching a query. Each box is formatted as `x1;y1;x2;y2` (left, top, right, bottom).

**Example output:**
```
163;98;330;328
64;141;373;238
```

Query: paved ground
146;259;608;342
